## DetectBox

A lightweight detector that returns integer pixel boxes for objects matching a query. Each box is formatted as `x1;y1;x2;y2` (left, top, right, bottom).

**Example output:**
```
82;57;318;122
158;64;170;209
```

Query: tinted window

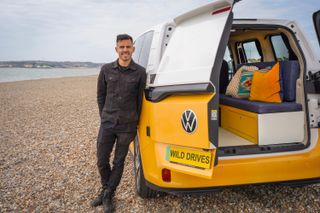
242;41;262;63
139;31;154;68
133;35;144;62
270;35;289;61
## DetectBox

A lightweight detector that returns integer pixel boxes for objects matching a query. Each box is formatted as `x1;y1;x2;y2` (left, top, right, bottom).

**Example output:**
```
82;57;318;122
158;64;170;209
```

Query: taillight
212;6;231;16
162;168;171;182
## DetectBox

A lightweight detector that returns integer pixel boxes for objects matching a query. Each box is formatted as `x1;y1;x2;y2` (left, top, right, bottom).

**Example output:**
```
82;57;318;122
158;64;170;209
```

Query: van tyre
134;137;164;198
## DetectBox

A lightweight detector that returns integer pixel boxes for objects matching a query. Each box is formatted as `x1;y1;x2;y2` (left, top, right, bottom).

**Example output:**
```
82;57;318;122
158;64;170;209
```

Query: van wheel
134;137;162;198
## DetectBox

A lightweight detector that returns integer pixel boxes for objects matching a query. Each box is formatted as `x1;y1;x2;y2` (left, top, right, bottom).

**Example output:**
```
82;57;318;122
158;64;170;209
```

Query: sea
0;67;100;83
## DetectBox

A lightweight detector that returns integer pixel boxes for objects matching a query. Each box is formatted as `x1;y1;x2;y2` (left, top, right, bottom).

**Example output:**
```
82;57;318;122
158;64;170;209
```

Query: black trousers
96;126;136;193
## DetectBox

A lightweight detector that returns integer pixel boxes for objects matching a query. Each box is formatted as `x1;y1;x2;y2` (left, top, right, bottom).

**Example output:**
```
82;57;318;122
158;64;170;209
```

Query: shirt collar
112;59;137;71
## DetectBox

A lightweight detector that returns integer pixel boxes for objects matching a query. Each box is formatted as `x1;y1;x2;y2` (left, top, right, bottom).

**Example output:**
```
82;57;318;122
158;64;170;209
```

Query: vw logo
181;110;197;133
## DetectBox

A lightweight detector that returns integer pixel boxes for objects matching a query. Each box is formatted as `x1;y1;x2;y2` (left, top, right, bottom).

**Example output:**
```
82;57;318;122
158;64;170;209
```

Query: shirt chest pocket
125;76;139;92
106;74;119;91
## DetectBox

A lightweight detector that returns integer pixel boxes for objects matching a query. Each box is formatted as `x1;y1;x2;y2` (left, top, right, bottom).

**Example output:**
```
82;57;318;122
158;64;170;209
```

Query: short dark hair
116;34;133;43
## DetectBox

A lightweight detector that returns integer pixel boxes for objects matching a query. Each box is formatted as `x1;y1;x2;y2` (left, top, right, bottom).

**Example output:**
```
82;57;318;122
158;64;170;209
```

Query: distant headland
0;60;103;68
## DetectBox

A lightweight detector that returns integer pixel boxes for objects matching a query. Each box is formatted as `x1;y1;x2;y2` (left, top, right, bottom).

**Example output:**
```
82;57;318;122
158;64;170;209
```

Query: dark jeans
96;126;136;193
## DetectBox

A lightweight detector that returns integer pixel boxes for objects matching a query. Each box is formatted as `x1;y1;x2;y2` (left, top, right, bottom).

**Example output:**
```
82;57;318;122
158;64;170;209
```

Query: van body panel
137;95;217;180
148;94;214;149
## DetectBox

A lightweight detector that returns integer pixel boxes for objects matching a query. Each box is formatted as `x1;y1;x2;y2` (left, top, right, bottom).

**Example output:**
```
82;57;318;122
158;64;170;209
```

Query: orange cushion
249;62;281;103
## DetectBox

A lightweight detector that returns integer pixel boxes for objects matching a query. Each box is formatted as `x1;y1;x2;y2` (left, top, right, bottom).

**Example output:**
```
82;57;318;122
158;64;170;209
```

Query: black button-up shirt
97;59;146;132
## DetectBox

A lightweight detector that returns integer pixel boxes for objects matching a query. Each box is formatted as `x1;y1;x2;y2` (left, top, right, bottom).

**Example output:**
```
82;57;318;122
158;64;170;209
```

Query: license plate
166;145;212;169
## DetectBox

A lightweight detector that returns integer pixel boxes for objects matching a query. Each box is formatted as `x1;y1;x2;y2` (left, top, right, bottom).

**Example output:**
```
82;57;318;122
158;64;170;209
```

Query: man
91;34;146;213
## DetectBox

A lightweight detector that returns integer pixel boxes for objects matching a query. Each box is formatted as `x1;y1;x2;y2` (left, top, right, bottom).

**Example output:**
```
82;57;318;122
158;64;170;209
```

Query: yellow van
130;0;320;198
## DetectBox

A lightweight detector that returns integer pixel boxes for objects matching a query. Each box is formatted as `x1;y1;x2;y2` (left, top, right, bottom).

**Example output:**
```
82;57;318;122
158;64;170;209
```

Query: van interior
218;23;308;156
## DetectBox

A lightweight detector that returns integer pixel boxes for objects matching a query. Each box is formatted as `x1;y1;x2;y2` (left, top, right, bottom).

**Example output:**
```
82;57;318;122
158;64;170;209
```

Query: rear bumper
140;129;320;190
146;177;320;195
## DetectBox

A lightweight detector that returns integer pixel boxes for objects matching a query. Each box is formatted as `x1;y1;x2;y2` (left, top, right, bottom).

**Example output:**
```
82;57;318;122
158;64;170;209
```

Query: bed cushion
220;94;302;114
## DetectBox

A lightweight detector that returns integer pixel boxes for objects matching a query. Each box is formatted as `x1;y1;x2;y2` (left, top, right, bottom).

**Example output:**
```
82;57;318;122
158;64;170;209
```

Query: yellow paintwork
137;93;217;179
147;94;214;149
135;94;320;189
221;104;258;143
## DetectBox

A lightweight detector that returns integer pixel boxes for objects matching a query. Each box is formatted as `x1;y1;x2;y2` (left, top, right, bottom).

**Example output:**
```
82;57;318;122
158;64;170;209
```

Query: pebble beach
1;76;320;212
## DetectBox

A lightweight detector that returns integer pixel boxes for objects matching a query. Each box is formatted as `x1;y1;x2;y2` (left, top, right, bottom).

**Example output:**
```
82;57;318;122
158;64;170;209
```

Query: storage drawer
220;105;258;144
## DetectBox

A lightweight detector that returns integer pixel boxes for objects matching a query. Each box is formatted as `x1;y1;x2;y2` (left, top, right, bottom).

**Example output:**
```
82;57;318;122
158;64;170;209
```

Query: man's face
115;39;135;62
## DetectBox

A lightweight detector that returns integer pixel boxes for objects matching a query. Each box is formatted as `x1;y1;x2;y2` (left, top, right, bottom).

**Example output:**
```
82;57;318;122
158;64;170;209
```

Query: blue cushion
220;94;302;114
237;62;275;70
280;61;300;101
237;61;300;102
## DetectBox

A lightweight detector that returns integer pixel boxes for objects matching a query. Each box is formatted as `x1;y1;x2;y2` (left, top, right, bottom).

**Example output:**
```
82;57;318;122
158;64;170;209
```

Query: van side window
133;36;144;62
270;34;297;61
270;35;289;61
223;46;234;80
236;40;263;63
243;40;262;63
139;31;154;68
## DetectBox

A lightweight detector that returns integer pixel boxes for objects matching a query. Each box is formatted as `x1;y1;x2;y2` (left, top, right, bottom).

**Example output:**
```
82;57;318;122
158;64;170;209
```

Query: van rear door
146;0;235;172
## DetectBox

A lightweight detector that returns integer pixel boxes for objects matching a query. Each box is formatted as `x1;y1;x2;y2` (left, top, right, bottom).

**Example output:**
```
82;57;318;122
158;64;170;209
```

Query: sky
0;0;319;63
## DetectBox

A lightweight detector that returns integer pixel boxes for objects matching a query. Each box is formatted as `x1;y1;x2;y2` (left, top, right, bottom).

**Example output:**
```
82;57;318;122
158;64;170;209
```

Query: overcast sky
0;0;319;63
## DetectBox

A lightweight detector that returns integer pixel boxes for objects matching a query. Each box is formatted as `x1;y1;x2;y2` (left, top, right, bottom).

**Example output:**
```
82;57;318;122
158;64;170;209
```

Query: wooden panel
220;105;258;144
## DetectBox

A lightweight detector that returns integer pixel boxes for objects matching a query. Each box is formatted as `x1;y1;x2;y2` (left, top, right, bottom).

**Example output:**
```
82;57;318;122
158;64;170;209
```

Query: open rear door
146;0;235;173
153;0;234;87
313;10;320;46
